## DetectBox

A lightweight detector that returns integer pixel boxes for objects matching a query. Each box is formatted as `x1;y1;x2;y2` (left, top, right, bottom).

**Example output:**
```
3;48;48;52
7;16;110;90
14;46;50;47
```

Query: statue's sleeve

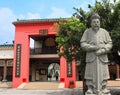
102;31;112;53
80;30;98;51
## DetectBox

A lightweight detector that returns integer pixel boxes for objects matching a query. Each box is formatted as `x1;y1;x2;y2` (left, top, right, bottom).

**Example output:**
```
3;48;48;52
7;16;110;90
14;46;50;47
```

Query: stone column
2;60;7;82
116;64;120;80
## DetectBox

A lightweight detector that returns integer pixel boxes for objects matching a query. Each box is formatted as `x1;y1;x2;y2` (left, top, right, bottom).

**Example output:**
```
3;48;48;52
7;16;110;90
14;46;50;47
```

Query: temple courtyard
0;81;120;95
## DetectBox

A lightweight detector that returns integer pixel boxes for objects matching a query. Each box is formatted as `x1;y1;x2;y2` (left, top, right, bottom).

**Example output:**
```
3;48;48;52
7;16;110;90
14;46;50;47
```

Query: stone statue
80;13;112;95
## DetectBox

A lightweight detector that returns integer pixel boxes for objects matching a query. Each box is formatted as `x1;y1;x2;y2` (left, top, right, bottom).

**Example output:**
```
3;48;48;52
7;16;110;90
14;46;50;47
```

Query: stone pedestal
85;93;111;95
85;90;111;95
85;93;96;95
103;94;111;95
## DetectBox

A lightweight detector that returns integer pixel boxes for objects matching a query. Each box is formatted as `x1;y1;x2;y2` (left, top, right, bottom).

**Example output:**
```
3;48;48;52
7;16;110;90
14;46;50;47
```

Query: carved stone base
102;93;111;95
85;93;95;95
85;92;111;95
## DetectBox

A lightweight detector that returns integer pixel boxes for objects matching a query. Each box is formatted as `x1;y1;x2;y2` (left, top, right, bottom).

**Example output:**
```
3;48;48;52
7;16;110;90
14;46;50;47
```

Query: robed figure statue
80;13;112;95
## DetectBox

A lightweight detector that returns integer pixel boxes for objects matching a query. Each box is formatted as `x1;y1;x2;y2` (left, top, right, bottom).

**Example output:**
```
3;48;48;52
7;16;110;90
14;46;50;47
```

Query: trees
55;18;86;63
73;0;120;94
56;0;120;77
55;0;120;94
55;18;86;85
90;0;120;64
73;0;120;64
109;1;120;64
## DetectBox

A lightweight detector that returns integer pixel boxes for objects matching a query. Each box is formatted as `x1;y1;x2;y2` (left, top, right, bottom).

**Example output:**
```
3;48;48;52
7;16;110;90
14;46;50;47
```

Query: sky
0;0;96;45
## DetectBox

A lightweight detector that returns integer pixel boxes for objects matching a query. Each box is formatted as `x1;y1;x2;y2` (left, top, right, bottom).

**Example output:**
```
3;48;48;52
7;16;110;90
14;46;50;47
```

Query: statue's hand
95;49;106;56
90;45;99;51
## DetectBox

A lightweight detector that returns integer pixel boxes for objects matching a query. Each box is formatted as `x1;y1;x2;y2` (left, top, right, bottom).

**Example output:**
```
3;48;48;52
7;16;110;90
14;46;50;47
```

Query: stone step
23;82;60;90
0;81;120;89
0;82;12;88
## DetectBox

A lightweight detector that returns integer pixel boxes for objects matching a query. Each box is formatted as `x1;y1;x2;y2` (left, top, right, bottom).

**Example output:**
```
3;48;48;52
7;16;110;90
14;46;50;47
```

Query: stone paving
0;88;82;95
0;81;120;95
0;88;120;95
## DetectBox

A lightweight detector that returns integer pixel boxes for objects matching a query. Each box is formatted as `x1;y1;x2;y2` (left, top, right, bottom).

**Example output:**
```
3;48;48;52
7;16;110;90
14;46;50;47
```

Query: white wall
0;49;13;59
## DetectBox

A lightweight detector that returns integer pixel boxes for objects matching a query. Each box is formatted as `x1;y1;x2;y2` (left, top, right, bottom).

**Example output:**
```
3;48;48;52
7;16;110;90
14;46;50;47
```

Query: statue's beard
92;26;100;31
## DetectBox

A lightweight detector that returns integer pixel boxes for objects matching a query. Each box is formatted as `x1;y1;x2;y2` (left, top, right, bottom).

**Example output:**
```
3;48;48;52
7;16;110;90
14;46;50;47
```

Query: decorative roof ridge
13;18;69;23
0;44;14;48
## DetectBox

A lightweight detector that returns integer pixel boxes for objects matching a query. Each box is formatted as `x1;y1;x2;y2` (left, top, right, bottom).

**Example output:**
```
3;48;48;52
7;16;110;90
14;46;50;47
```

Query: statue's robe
80;28;112;85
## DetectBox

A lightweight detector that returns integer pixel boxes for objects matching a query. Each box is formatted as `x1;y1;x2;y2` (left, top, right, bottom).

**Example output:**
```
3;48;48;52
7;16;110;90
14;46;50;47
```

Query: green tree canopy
56;0;120;65
55;0;120;93
55;18;86;62
73;0;120;64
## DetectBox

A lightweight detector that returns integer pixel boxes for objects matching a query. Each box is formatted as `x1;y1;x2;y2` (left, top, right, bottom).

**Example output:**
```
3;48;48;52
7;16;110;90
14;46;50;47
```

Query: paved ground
0;88;82;95
1;81;120;89
0;88;120;95
0;81;120;95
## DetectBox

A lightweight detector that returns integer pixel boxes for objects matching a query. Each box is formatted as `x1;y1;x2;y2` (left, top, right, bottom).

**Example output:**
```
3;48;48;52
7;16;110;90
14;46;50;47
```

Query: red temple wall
12;20;76;88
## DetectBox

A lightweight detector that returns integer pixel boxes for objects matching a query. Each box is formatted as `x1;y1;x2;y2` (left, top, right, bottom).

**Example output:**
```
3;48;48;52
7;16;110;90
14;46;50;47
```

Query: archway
48;63;60;81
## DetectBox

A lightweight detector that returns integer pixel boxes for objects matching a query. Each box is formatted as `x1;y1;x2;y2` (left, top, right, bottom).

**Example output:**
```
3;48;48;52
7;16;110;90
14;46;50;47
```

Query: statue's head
90;12;100;20
90;13;100;31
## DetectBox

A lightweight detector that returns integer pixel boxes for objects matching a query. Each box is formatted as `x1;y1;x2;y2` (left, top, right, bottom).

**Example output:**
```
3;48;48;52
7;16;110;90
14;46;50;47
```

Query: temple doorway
29;60;59;82
47;63;60;81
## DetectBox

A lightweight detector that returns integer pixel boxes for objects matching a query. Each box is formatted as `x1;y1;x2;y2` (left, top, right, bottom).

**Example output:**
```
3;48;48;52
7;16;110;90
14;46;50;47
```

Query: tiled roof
0;44;14;48
13;18;68;23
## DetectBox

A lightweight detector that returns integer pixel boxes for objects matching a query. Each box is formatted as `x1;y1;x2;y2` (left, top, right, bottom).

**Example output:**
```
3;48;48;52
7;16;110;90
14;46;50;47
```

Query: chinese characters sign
15;44;21;77
67;62;72;77
39;29;48;35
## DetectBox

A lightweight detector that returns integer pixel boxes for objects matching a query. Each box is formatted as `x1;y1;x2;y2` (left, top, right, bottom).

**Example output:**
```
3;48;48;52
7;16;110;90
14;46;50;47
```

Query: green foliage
110;29;120;51
73;0;120;64
56;0;120;73
89;0;120;31
55;17;86;62
92;0;120;64
73;7;91;27
109;29;120;64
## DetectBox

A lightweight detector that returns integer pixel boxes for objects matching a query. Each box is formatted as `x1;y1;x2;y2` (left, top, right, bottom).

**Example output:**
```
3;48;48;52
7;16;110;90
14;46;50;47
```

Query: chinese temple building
0;18;119;88
0;44;13;81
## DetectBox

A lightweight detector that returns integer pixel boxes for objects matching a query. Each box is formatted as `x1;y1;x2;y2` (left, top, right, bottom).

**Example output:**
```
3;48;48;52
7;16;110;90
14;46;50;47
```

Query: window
8;61;13;66
0;61;5;66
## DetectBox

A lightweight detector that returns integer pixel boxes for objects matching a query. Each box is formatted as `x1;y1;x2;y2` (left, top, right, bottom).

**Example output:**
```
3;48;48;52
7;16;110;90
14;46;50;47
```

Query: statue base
85;92;111;95
102;93;111;95
85;93;95;95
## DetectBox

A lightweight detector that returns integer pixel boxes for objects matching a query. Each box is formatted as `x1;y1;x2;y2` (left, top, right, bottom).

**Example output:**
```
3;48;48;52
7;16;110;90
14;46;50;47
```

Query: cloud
0;7;41;44
80;0;95;12
0;8;16;44
18;13;41;19
27;13;41;19
0;7;70;44
47;7;72;18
